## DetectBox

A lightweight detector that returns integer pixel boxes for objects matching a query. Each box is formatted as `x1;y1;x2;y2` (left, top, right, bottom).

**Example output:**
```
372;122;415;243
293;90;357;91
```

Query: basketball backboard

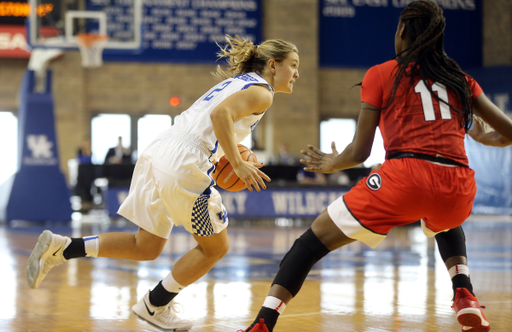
28;0;142;50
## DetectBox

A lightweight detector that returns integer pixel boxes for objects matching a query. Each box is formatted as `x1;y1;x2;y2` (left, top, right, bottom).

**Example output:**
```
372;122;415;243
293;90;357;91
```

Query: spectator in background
104;136;132;164
327;170;350;186
75;136;94;208
297;168;327;185
273;143;297;165
76;136;92;164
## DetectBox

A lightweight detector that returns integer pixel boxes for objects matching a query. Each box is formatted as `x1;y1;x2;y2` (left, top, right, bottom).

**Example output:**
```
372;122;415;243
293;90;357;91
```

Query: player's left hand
300;142;339;173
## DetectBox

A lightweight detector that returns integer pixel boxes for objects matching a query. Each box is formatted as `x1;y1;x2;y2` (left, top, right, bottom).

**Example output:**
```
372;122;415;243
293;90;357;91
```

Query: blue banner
0;70;73;222
109;186;347;219
96;0;262;63
319;0;482;68
105;186;130;217
220;187;347;218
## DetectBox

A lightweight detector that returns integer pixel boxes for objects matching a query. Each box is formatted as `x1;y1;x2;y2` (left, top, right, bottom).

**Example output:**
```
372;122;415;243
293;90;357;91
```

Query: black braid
388;0;473;131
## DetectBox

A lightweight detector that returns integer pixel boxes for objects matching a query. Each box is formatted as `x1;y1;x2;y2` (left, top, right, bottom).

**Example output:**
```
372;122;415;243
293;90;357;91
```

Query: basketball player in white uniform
26;35;299;330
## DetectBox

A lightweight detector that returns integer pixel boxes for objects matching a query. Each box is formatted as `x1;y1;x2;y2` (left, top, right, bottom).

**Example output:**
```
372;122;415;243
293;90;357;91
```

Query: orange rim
76;33;108;47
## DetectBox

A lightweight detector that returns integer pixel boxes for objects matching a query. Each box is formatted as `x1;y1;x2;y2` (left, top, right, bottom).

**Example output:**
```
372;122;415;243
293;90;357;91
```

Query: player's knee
137;246;163;261
134;238;165;260
213;241;230;260
201;240;230;261
134;228;166;260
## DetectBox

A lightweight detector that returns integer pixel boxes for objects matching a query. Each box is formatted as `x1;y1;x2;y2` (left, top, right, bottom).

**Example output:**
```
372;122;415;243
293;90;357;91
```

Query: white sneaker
132;290;193;331
26;230;71;289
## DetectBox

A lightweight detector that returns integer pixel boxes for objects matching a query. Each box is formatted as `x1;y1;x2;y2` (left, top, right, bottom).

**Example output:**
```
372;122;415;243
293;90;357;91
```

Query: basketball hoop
76;33;108;68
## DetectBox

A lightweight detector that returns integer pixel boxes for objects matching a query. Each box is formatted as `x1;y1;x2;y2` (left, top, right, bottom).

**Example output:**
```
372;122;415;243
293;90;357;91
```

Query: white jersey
172;72;273;161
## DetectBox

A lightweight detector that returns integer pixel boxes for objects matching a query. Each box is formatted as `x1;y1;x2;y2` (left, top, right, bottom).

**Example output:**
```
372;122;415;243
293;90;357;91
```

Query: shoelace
157;301;186;323
158;303;176;322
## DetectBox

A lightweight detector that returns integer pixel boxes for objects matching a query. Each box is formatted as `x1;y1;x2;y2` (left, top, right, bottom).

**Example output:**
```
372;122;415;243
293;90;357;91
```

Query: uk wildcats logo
366;173;382;191
23;134;58;166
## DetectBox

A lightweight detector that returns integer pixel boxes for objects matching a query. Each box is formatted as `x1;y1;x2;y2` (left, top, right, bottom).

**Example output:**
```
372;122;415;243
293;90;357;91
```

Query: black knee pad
435;226;467;261
272;228;330;297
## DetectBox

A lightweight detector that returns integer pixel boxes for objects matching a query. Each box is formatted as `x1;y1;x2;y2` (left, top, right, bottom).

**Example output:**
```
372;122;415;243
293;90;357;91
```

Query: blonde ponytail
213;35;298;80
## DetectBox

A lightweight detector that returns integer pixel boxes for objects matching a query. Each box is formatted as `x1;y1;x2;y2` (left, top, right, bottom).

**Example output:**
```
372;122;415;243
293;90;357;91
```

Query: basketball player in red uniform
241;1;512;332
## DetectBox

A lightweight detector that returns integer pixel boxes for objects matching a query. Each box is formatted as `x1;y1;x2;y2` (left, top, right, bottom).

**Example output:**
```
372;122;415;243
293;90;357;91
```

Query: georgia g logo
366;173;382;191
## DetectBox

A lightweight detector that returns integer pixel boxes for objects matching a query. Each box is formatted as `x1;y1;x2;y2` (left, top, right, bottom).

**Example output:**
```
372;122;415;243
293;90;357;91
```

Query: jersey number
203;81;231;101
414;81;451;121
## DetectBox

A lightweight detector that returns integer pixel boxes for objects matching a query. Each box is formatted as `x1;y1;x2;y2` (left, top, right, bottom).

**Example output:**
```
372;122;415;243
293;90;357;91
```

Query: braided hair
213;35;298;80
390;0;473;131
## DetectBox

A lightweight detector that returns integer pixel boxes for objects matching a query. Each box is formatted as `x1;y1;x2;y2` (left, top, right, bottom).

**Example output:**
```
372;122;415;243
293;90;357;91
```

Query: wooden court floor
1;214;511;332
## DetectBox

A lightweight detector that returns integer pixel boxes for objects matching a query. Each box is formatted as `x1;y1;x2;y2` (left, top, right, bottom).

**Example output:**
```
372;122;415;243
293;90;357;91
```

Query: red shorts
327;158;476;248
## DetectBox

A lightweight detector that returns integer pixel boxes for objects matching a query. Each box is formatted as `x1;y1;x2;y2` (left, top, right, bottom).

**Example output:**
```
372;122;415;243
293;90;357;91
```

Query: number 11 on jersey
415;80;452;121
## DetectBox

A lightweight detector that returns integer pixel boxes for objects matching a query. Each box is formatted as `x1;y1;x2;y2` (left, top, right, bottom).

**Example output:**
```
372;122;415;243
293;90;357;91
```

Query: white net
77;34;108;68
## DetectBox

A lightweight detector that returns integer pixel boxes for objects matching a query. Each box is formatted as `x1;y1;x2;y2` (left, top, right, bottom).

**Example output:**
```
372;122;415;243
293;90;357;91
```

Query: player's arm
211;84;272;191
472;92;512;145
469;115;512;147
301;102;380;173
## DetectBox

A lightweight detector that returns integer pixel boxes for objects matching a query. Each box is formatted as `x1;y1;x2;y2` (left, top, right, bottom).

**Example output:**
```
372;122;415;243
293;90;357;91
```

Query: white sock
263;296;287;315
83;235;99;257
449;264;470;279
162;272;186;293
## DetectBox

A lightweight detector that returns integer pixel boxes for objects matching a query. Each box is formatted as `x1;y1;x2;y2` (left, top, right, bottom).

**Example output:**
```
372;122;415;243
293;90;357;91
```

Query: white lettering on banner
151;8;172;15
322;5;355;17
176;9;196;16
144;0;191;7
160;33;181;40
234;192;247;214
200;10;222;17
225;10;246;18
134;0;259;53
0;32;28;50
191;0;258;11
272;193;288;214
322;0;476;20
391;0;475;10
352;0;388;7
221;192;247;214
325;0;350;4
271;191;344;216
165;17;188;25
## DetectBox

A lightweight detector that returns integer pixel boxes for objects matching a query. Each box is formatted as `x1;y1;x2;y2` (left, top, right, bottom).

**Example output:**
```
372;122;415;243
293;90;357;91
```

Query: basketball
213;144;257;191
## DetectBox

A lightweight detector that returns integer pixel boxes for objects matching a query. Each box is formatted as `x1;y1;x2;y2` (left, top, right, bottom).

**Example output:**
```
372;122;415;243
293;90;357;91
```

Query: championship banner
319;0;482;69
0;70;72;222
98;0;262;63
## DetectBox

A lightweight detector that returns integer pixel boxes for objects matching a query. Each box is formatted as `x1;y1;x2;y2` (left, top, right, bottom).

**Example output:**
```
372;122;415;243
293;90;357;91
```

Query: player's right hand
233;161;271;192
300;142;339;174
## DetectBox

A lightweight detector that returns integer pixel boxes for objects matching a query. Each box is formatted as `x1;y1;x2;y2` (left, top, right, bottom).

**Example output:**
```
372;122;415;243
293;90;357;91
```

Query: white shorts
118;128;229;239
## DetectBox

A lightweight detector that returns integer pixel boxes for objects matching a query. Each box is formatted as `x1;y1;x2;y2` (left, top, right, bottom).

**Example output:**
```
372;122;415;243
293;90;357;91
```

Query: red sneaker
452;288;490;332
238;319;270;332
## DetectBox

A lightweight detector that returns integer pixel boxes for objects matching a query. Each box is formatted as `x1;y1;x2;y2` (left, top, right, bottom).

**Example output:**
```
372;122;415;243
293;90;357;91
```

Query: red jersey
361;59;483;166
